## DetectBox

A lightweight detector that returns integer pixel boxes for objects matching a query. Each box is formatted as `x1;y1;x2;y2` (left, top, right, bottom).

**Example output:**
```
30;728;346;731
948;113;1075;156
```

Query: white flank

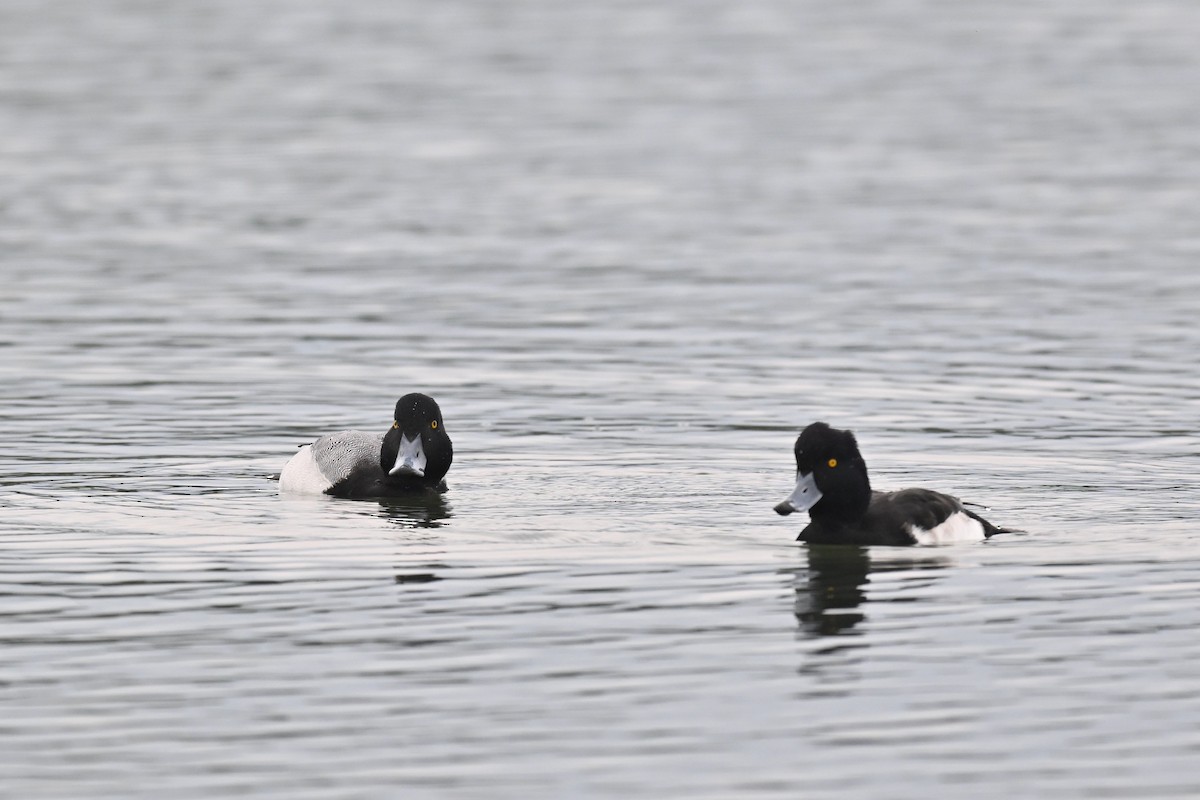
279;444;334;494
908;511;985;545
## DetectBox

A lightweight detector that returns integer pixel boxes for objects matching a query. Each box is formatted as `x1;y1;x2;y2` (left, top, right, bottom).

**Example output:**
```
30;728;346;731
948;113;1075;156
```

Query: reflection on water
793;546;871;636
393;569;443;584
793;546;950;637
376;493;453;529
5;0;1200;797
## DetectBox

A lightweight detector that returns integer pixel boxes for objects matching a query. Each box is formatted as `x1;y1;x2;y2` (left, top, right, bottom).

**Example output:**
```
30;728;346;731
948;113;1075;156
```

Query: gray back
311;430;384;483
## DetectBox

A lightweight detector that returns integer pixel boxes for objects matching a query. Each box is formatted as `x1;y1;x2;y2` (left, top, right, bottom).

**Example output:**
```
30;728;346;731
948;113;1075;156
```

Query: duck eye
431;420;438;429
827;458;838;468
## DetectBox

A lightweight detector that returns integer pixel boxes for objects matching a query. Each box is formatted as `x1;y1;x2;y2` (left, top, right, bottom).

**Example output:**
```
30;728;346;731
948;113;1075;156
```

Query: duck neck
811;467;872;525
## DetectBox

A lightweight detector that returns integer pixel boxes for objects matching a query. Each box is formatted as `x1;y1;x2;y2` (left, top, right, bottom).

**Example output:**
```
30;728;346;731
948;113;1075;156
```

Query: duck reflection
375;492;452;529
793;545;871;636
793;545;950;637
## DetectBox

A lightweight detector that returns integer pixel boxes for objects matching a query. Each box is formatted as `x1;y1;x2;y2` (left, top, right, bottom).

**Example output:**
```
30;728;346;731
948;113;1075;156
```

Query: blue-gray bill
774;471;822;516
389;433;427;477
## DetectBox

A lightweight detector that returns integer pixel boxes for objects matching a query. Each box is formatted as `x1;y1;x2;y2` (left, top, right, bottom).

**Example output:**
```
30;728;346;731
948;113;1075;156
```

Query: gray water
3;1;1200;798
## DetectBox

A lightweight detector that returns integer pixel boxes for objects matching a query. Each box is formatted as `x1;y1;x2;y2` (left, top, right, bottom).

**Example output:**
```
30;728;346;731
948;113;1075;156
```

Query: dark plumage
279;393;453;499
774;422;1005;546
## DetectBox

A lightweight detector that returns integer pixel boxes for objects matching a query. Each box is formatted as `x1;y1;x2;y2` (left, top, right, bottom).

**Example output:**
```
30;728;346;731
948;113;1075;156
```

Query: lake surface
3;1;1200;797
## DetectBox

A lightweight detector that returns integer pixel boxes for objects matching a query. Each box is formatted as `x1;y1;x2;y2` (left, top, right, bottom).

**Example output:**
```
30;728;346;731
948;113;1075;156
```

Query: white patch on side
279;444;334;494
908;511;985;545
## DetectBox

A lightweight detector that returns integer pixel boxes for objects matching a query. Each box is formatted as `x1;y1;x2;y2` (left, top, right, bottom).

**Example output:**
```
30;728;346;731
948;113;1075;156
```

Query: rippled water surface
4;1;1200;798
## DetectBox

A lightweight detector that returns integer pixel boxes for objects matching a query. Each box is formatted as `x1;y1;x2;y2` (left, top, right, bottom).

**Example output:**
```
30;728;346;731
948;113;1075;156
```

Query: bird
774;421;1006;545
279;393;452;499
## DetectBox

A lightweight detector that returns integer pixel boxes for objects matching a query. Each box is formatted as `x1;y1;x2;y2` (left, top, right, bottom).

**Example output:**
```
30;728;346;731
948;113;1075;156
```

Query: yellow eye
431;420;438;429
392;421;399;429
827;458;838;468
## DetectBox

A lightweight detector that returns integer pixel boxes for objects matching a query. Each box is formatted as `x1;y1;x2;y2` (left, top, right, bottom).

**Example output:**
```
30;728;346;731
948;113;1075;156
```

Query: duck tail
962;506;1020;538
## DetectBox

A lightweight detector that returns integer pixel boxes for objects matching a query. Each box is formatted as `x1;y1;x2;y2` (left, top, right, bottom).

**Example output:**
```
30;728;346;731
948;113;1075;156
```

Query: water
3;1;1200;797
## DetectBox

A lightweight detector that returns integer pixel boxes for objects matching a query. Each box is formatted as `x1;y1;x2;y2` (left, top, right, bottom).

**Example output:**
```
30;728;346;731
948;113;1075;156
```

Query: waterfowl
279;393;452;498
774;422;1005;545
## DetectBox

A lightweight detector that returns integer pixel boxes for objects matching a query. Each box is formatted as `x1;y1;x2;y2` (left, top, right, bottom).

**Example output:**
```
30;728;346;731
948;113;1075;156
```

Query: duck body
795;487;1002;546
775;422;1004;546
279;393;452;499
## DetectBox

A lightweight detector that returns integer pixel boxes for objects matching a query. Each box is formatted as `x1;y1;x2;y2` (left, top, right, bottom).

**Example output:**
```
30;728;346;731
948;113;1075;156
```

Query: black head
380;393;453;488
775;422;872;521
393;393;445;437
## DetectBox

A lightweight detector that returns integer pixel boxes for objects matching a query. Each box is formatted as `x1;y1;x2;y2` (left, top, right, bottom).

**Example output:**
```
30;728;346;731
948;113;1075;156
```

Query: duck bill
774;472;823;516
389;433;427;477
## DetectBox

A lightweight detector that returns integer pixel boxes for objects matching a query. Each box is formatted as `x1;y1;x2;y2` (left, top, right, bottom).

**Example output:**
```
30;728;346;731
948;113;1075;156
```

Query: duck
279;393;453;498
774;421;1006;545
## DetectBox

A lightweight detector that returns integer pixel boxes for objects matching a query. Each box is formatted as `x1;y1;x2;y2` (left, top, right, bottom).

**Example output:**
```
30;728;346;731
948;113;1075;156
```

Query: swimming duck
774;422;1005;545
279;393;452;498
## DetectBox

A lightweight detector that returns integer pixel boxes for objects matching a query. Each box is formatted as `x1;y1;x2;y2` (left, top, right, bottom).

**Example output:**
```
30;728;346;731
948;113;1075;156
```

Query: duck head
381;393;453;486
774;422;871;521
